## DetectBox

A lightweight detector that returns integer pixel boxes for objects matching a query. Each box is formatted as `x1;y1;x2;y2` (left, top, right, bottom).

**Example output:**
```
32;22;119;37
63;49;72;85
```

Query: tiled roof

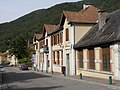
49;25;63;35
34;34;42;40
74;9;120;49
63;5;99;23
44;24;58;34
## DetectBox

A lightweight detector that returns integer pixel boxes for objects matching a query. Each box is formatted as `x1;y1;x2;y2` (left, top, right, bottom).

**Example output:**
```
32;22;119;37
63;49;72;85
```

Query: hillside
0;0;120;52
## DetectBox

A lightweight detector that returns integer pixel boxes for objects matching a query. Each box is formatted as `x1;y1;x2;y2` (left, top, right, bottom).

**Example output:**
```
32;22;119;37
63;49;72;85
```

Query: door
66;54;70;76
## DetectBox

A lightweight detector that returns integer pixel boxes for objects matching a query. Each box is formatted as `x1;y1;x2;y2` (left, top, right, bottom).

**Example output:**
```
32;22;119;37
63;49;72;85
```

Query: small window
66;28;69;41
46;39;48;46
60;33;63;44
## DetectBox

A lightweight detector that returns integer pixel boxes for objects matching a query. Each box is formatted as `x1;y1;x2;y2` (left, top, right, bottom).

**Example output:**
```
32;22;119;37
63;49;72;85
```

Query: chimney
98;10;108;30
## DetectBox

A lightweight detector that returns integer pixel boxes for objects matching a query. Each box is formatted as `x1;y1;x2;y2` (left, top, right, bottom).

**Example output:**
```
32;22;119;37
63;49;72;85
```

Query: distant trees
9;36;32;66
9;36;28;59
0;0;120;52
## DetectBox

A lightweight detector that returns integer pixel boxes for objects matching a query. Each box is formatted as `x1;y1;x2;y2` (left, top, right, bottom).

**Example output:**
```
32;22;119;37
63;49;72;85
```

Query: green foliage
0;0;120;52
9;36;28;59
18;57;33;67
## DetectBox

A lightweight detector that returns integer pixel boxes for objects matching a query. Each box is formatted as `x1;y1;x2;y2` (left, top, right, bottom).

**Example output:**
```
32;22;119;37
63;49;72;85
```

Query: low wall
77;69;113;79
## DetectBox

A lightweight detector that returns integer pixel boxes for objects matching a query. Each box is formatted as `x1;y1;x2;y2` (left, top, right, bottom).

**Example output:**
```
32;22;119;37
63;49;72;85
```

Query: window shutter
66;28;69;41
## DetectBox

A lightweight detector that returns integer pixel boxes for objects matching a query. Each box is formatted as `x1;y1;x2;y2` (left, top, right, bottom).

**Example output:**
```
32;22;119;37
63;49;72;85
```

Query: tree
9;36;28;59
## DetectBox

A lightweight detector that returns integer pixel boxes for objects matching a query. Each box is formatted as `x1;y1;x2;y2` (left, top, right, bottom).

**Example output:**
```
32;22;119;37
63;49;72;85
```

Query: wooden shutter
60;33;63;43
66;28;69;41
78;51;83;68
89;49;95;70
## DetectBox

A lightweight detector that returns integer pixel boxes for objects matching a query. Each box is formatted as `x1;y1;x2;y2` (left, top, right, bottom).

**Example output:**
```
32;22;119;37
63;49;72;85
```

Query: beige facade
0;52;7;64
62;18;95;75
0;51;18;66
75;24;93;43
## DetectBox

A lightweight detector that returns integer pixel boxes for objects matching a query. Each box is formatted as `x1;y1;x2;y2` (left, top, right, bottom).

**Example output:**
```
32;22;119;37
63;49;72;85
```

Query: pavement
32;70;120;89
1;67;120;90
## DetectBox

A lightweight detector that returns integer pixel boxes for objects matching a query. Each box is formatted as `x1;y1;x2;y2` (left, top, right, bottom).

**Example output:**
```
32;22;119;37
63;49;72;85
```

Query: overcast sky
0;0;80;24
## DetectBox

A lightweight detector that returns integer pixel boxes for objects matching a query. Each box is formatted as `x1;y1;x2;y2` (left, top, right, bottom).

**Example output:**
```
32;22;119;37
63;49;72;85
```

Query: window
89;49;95;70
78;51;83;68
57;51;60;65
66;28;69;41
102;48;110;71
43;40;45;46
60;33;63;44
53;52;56;64
36;43;38;50
51;36;53;46
54;35;57;45
46;39;48;46
57;34;59;44
40;41;42;48
61;51;63;65
54;36;56;45
42;53;44;63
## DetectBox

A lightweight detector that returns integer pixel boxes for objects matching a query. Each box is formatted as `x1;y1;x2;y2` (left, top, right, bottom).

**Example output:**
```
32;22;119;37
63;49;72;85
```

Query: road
1;67;119;90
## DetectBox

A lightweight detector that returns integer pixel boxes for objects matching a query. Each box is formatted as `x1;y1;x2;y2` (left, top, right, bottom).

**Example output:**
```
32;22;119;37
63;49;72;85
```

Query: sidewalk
33;70;120;88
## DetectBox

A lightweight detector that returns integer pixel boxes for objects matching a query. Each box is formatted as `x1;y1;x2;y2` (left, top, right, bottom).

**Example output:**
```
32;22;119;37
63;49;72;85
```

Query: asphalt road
1;67;119;90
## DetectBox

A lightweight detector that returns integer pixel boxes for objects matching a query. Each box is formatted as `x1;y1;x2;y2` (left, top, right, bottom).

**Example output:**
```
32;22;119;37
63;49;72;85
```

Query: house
0;51;18;66
39;24;58;72
74;9;120;80
48;25;63;73
33;34;42;70
33;4;99;76
0;52;8;64
59;5;99;75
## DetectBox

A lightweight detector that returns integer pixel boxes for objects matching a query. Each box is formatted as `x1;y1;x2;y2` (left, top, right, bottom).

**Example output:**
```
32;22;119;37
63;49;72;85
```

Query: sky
0;0;80;24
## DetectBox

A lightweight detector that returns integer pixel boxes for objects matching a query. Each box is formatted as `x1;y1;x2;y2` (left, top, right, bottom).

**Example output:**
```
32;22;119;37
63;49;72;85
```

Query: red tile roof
44;24;58;34
63;5;99;23
34;34;42;39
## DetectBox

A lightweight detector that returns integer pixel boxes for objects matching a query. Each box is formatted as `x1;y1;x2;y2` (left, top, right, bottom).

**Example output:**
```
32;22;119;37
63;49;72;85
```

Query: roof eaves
68;21;97;24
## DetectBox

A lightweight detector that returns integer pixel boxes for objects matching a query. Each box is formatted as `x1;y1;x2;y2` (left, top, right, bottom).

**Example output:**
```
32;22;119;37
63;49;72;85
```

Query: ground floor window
89;49;95;70
61;51;63;65
78;51;83;68
53;52;56;64
102;47;110;71
57;51;60;65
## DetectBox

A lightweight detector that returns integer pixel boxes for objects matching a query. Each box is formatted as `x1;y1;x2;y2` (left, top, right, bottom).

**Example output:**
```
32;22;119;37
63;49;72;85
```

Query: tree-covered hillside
0;0;120;52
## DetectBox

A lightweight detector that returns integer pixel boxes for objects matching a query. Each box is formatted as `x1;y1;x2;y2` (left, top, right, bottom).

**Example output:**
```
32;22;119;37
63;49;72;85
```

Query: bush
18;57;33;67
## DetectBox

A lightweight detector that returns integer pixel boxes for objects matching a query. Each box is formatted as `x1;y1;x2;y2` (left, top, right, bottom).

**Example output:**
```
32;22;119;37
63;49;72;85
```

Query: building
33;34;42;70
0;52;8;64
59;5;99;75
33;5;99;76
0;51;18;66
39;24;59;72
74;9;120;80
